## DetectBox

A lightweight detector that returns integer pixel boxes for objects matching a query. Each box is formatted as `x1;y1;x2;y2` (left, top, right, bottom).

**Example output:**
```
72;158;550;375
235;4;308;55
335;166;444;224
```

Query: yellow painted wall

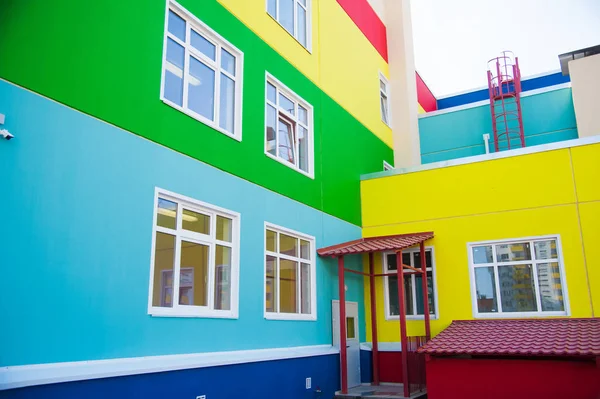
360;142;600;341
216;0;393;146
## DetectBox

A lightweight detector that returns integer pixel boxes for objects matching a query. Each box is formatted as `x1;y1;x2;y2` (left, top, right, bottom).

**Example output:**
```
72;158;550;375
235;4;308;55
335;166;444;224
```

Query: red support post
420;242;431;341
338;256;348;394
369;252;380;385
396;250;410;398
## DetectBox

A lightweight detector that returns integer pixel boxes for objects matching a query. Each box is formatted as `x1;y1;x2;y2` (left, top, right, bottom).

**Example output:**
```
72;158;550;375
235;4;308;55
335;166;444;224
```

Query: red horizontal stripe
416;72;437;112
337;0;388;62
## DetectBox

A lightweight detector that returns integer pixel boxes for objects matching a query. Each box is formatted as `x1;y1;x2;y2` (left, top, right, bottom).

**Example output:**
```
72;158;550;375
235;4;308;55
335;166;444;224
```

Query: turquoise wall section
0;80;366;367
419;88;578;163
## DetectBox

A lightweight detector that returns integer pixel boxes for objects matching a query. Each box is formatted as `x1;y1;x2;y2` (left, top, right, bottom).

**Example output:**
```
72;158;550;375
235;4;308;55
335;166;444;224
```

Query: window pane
266;105;277;156
413;250;433;269
219;73;235;133
299;0;307;6
534;240;558;260
386;254;397;271
157;198;178;229
380;95;389;124
498;264;537;312
214;245;232;310
475;267;498;313
301;262;311;314
278;119;295;164
267;0;277;18
279;233;298;256
191;30;216;61
298;105;308;125
216;216;233;242
266;255;277;312
188;56;215;120
472;245;493;264
346;317;356;339
221;48;236;75
179;241;209;306
404;275;414;315
415;272;435;315
182;208;210;235
280;259;298;313
402;252;411;267
298;126;309;172
266;229;277;252
300;239;310;260
164;38;185;106
496;242;531;262
537;262;565;311
279;0;295;34
152;232;175;307
388;275;399;315
380;80;387;92
267;82;277;103
279;93;295;115
297;4;307;46
168;10;186;41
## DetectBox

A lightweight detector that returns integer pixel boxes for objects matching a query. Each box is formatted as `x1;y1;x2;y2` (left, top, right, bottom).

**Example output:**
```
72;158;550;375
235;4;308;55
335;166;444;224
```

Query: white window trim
383;160;394;171
147;187;241;319
264;222;317;321
467;235;571;319
160;0;245;141
382;247;439;321
379;72;391;128
265;0;313;53
264;72;315;179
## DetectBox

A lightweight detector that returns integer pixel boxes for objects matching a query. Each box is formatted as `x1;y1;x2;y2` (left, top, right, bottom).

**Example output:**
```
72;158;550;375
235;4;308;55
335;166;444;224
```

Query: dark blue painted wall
3;355;340;399
437;72;570;109
360;350;372;384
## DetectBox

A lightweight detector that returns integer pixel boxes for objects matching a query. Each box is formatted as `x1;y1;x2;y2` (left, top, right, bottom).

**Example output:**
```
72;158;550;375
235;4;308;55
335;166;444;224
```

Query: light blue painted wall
420;88;578;163
0;80;365;367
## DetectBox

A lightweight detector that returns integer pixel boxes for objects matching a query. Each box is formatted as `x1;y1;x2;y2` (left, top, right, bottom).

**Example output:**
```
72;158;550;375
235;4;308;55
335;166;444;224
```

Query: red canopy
317;232;434;257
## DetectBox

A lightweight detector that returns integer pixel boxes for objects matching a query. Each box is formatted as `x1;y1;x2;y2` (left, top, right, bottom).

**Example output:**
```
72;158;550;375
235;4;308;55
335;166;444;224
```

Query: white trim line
359;342;402;352
420;82;572;119
0;344;338;390
361;135;600;181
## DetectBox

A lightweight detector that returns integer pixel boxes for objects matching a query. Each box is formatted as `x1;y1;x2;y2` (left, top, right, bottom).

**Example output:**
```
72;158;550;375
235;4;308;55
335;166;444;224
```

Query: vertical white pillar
570;54;600;138
385;0;421;168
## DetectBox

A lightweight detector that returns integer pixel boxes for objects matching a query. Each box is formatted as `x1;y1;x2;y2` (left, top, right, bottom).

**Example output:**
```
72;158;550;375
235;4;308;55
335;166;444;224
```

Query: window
383;248;437;319
148;189;240;318
161;2;244;140
265;223;316;320
267;0;311;49
468;236;568;318
379;73;391;126
265;74;314;177
383;161;394;171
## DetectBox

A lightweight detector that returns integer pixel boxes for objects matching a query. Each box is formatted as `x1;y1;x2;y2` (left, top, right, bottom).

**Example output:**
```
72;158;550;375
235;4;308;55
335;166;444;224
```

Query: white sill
265;150;314;179
149;308;238;320
473;311;568;319
265;312;317;322
161;97;242;142
266;13;312;54
381;117;392;129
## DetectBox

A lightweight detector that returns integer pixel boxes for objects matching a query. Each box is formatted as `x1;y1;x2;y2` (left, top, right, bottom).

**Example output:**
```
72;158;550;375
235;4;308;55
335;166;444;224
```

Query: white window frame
382;247;439;321
264;72;315;178
266;0;312;52
264;222;317;321
160;0;244;141
467;235;570;319
379;72;391;127
147;188;241;319
383;160;394;171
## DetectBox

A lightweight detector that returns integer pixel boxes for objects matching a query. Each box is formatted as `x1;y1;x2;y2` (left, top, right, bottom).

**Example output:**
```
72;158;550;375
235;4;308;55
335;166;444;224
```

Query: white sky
410;0;600;98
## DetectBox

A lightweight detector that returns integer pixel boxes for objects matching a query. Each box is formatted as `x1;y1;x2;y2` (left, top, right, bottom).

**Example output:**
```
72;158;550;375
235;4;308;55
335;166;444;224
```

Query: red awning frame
318;232;434;397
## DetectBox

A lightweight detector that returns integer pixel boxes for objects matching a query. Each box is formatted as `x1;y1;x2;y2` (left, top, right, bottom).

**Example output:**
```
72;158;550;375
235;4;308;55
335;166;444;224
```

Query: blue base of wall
360;349;372;384
3;355;340;399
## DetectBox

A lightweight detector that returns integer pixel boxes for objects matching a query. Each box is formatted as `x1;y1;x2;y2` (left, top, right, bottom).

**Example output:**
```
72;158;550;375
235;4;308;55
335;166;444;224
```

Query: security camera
0;129;14;140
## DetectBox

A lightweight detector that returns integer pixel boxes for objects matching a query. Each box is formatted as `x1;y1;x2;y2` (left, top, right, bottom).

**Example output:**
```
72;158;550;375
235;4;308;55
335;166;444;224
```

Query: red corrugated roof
418;318;600;357
317;232;434;257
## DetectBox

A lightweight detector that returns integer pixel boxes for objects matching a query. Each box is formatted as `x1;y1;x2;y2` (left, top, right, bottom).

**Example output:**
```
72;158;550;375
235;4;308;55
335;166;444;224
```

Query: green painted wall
0;0;392;226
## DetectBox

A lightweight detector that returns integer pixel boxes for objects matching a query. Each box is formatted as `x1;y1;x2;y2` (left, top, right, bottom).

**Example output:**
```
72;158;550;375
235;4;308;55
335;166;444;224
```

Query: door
332;301;361;388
